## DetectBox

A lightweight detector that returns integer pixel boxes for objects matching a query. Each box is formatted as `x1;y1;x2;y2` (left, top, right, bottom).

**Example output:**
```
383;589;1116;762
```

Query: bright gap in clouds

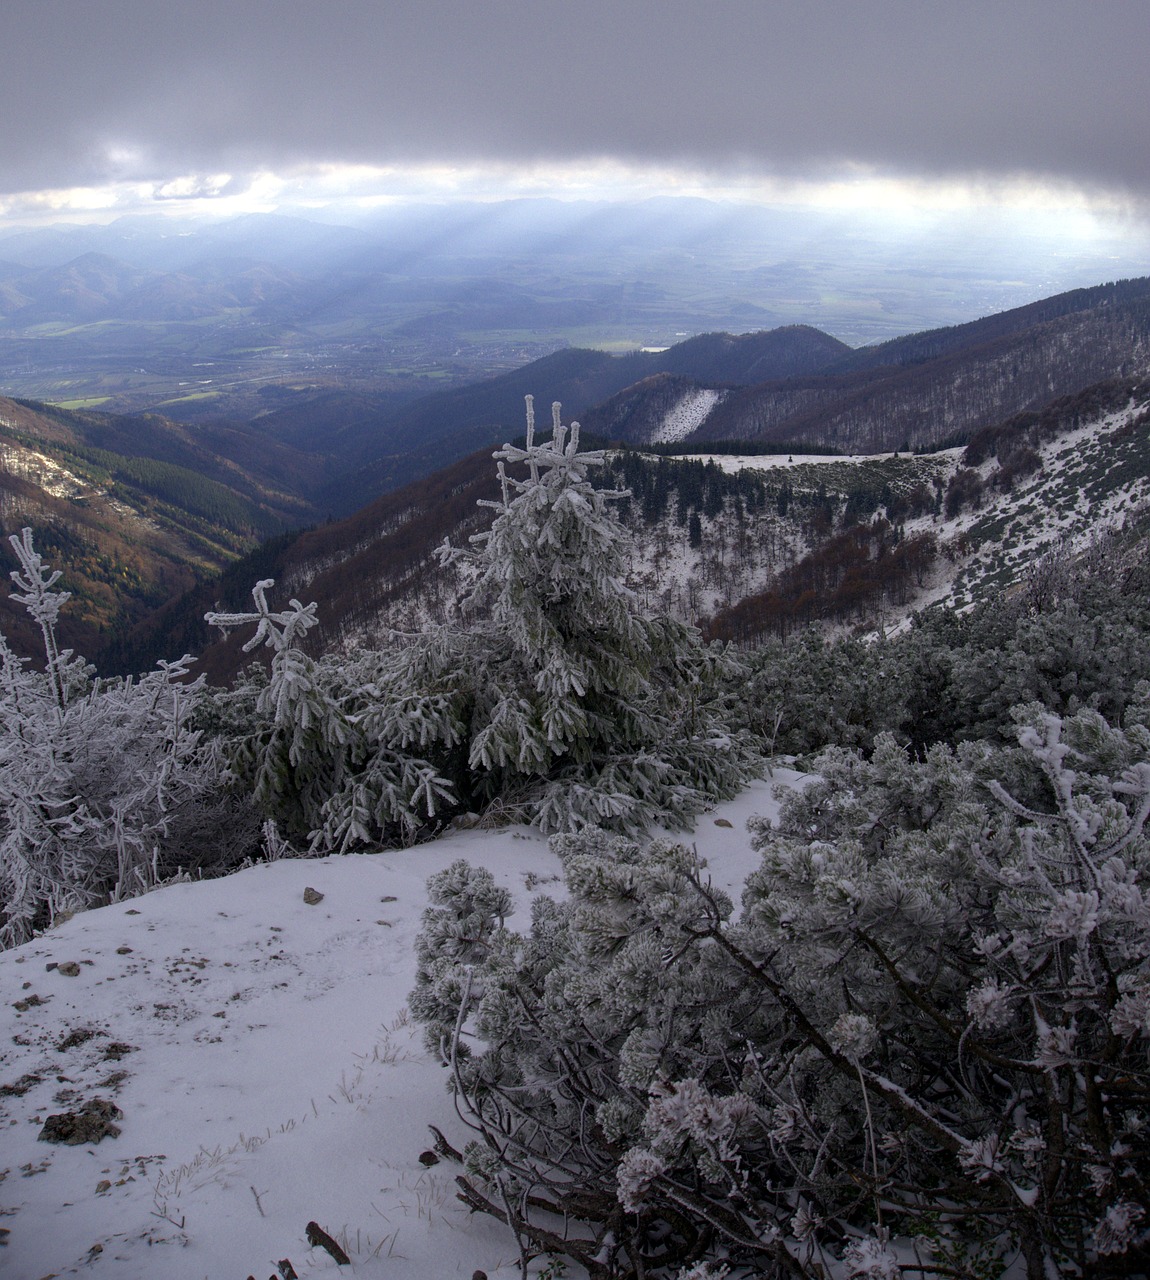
1;158;1147;234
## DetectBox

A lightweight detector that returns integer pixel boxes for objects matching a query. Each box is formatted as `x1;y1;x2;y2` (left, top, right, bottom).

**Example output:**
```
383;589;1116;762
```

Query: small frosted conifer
428;396;760;832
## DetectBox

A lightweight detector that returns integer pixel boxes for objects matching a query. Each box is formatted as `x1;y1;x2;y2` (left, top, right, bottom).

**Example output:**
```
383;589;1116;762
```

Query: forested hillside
136;375;1150;685
583;276;1150;453
0;396;316;656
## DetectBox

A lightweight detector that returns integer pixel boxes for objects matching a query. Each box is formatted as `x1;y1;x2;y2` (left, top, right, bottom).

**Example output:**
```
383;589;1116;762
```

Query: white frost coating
651;388;724;444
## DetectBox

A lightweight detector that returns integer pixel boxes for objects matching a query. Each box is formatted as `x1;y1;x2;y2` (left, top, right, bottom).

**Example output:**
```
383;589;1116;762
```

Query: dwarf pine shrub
413;703;1150;1278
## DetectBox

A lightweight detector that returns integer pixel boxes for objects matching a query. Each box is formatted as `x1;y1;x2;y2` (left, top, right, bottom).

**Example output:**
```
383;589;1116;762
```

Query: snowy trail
0;777;795;1280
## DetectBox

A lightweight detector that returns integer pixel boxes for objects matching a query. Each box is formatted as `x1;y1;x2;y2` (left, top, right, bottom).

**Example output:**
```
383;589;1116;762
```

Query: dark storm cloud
2;0;1146;199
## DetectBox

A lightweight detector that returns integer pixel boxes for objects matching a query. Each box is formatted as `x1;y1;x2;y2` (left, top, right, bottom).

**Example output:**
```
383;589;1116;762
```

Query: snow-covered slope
648;388;725;444
0;777;797;1280
937;400;1150;609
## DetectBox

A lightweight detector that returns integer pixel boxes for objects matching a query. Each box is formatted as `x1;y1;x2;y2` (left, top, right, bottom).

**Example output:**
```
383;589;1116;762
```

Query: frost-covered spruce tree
412;702;1150;1279
0;530;253;948
410;396;758;832
211;398;756;847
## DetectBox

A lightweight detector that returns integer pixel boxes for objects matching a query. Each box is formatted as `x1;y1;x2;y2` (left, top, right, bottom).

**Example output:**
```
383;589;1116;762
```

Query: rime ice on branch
205;579;319;656
0;532;253;949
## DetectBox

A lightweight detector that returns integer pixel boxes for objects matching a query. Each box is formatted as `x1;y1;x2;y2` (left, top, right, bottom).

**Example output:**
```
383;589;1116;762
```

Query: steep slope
705;378;1150;642
22;400;326;507
0;397;318;660
702;290;1150;452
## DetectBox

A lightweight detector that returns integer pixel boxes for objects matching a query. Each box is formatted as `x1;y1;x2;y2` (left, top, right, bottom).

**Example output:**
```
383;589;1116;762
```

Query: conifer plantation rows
2;399;1149;1276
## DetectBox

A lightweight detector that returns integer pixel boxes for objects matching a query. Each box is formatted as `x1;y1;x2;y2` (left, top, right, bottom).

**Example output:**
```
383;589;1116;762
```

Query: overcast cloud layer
2;1;1147;210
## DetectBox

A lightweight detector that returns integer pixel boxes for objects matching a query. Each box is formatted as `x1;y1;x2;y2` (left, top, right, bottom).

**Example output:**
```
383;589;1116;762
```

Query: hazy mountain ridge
832;276;1150;371
580;277;1150;453
0;251;310;325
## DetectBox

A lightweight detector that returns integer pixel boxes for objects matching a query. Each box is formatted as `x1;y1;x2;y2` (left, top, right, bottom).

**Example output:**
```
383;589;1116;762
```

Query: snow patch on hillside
0;442;94;501
650;388;724;443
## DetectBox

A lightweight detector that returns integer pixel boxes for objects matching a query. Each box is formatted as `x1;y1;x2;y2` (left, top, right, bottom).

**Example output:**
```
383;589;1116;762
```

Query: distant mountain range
1;202;1141;424
0;251;310;325
3;272;1150;670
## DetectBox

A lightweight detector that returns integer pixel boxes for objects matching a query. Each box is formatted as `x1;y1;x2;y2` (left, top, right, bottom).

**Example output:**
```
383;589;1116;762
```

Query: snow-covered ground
675;449;941;472
0;776;798;1280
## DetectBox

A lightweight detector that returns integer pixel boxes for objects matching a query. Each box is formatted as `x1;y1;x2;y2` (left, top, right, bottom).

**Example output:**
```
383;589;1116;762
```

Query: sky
1;0;1148;234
